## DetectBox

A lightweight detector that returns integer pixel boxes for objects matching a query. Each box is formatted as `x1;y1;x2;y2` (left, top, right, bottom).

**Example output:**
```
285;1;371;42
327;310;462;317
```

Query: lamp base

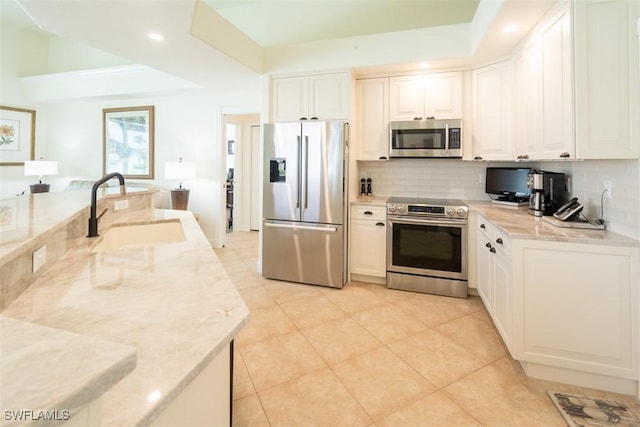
30;183;50;193
170;188;190;210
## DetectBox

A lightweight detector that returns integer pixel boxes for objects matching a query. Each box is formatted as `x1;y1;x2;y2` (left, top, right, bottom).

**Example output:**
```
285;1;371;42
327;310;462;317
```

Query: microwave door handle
445;123;449;151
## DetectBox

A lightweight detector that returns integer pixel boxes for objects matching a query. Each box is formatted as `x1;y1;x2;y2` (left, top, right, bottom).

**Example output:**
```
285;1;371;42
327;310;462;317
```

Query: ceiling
204;0;480;47
3;0;556;94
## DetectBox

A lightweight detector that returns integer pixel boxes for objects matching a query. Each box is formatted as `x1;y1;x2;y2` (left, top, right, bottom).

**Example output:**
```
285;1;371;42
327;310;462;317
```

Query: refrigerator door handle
304;135;309;209
264;223;338;233
296;135;301;209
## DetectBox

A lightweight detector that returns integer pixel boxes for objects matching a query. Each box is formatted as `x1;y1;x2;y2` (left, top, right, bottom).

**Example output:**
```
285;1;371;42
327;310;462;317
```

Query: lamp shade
165;161;195;180
24;160;58;177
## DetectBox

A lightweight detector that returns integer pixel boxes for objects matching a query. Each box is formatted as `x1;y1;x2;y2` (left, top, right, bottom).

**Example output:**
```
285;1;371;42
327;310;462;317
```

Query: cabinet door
425;72;462;119
389;75;424;121
476;229;494;311
351;219;387;277
472;61;513;160
514;40;543;160
493;249;512;349
310;73;350;120
575;0;638;159
540;6;574;159
356;78;390;160
512;240;638;380
271;77;309;121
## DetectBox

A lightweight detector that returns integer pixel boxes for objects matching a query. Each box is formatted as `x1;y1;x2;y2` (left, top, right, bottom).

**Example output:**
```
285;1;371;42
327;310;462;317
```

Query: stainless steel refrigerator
262;120;348;288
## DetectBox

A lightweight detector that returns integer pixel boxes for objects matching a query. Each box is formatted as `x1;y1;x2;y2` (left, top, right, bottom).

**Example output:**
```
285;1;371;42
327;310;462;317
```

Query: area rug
548;390;640;426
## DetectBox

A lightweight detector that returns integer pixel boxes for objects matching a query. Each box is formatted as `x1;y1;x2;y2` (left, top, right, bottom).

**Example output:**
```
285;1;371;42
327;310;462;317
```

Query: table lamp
165;158;195;210
24;159;58;193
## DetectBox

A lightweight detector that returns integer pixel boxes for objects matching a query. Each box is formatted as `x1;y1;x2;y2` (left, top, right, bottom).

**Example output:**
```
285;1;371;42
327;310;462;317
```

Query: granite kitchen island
0;191;249;426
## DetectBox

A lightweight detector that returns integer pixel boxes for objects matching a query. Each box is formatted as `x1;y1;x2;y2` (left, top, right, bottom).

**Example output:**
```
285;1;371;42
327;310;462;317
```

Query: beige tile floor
215;231;637;427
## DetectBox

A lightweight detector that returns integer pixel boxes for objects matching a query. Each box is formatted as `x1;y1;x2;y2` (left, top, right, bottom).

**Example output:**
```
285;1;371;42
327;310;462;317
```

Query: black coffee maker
527;170;567;217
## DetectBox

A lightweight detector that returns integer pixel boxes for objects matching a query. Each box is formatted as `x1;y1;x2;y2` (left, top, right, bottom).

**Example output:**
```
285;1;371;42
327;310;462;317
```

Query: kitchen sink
90;219;186;253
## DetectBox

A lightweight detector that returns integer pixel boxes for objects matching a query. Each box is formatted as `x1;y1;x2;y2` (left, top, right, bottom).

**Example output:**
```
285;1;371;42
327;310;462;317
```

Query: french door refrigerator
262;120;348;288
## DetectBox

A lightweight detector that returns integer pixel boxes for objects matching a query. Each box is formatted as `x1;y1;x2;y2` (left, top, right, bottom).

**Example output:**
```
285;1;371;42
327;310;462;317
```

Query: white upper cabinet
389;75;423;121
356;78;390;160
471;61;514;161
271;76;308;122
540;6;574;159
271;72;351;122
510;0;638;161
389;72;462;121
574;0;639;159
512;3;574;160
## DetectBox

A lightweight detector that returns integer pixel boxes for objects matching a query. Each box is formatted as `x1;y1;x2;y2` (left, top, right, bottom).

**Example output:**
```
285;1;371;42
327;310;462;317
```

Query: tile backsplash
359;158;639;240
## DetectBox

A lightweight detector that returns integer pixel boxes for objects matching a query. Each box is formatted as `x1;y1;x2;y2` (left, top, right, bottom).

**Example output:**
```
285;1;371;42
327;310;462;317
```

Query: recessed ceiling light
148;32;164;41
502;24;519;33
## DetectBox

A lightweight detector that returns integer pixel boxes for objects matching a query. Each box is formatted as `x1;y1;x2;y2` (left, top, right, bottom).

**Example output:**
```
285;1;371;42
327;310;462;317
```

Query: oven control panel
387;198;468;219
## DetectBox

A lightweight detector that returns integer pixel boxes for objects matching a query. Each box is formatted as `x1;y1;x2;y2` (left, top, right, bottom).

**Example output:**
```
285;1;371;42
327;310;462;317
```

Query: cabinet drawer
351;205;386;221
493;228;511;255
477;215;493;239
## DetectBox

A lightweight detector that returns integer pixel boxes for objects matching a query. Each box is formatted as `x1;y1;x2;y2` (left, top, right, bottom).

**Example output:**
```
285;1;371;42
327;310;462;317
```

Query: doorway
222;114;260;234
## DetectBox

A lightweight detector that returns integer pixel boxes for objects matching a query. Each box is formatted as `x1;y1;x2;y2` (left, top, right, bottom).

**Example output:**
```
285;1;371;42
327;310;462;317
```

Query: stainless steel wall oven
387;197;468;298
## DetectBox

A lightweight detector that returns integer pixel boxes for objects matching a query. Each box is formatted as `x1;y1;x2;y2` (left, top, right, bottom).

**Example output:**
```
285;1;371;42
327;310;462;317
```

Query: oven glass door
388;217;467;280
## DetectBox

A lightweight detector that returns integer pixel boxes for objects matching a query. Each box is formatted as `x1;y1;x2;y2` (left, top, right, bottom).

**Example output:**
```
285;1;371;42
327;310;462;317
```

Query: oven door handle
388;216;467;227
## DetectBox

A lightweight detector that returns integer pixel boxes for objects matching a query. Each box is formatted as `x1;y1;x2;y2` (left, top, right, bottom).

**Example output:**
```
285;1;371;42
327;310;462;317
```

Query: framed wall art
0;106;35;166
103;105;155;179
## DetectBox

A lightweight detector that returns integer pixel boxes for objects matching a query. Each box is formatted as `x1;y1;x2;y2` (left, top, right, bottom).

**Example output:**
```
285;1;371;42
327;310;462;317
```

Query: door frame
218;113;260;246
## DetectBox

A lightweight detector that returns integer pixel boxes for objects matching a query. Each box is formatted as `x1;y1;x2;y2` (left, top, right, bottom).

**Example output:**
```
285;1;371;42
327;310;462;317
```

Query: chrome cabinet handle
474;156;483;160
480;224;486;229
496;238;503;244
413;117;422;120
364;211;373;215
490;247;496;253
376;222;385;226
485;242;492;248
300;117;308;120
378;156;388;160
560;152;571;158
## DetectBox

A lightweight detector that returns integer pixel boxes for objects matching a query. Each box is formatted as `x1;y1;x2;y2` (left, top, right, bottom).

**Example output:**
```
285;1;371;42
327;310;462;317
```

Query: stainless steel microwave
390;119;462;158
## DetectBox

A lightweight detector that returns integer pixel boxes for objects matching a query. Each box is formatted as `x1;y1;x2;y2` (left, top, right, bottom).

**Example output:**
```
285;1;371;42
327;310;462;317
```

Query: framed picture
103;106;154;179
0;106;35;166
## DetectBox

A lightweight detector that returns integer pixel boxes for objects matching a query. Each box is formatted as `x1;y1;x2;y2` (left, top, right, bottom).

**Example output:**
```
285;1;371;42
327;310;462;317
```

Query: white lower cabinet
476;212;639;394
151;343;232;427
475;214;512;350
476;219;494;312
350;204;387;281
512;239;639;394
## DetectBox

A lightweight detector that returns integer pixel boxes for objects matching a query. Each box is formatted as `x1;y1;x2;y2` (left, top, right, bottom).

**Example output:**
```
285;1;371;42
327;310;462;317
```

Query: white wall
0;22;260;247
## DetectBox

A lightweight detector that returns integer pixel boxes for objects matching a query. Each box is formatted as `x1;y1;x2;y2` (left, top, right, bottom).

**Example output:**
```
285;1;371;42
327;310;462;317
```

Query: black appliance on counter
527;170;567;216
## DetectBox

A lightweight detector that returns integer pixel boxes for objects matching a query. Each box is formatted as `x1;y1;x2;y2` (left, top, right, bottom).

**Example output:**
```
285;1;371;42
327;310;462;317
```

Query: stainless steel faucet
87;172;126;237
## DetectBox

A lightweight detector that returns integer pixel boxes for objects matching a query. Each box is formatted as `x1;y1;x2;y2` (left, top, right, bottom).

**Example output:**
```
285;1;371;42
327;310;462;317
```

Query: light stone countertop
0;316;137;426
351;196;388;206
466;200;638;247
0;187;150;264
1;207;250;426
